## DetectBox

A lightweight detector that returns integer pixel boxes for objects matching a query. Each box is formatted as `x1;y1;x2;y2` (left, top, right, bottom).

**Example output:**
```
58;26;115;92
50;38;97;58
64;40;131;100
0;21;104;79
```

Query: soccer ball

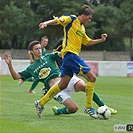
97;106;111;119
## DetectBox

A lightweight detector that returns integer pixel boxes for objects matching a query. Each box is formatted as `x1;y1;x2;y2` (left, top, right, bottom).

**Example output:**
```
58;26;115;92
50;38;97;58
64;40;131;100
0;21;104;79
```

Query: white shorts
54;75;82;104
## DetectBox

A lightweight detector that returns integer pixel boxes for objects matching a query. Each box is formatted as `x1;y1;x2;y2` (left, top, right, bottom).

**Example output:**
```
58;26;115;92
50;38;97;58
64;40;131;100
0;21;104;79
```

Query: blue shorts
60;52;91;77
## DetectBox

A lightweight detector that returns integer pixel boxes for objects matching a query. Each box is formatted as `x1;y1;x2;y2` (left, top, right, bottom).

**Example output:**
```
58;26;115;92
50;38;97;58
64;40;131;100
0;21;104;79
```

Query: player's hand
101;33;108;42
39;22;48;29
4;53;12;65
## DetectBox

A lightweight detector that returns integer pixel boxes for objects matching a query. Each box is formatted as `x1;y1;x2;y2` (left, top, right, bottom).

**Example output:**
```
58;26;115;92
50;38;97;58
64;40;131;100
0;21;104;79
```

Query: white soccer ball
97;106;111;119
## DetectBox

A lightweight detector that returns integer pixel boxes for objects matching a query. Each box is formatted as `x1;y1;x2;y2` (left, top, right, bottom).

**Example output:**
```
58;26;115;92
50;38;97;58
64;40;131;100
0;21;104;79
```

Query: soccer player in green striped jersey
18;36;48;93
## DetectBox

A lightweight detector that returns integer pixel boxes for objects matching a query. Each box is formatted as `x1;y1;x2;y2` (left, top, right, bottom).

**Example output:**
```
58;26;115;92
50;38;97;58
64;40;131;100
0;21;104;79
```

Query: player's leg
39;75;71;106
73;76;103;107
74;78;104;107
93;92;117;114
52;76;104;115
81;69;98;118
28;81;39;93
73;77;104;107
52;75;81;115
35;76;71;117
18;77;34;86
69;75;117;115
67;54;97;118
53;98;78;115
63;98;78;113
93;92;104;106
82;70;96;107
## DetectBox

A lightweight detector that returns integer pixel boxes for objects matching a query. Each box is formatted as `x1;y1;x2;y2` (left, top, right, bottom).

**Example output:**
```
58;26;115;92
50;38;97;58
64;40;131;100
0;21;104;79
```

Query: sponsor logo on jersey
76;30;83;37
38;67;51;79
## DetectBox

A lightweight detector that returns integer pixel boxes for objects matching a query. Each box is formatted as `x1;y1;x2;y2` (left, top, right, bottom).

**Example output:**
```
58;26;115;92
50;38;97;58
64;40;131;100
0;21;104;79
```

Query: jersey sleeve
56;15;73;26
82;33;92;45
18;69;32;81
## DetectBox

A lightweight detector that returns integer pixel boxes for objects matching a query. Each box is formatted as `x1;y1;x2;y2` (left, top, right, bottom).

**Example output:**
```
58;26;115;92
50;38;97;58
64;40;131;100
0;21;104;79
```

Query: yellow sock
86;82;95;108
39;84;61;106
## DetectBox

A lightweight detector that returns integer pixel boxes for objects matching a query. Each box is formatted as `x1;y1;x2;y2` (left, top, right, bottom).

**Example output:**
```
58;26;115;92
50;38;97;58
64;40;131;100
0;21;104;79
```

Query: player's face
31;44;42;58
81;14;93;24
41;38;48;48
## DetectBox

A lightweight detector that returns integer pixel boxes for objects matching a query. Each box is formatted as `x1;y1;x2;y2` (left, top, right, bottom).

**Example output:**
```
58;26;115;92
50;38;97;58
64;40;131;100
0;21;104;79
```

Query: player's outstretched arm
4;53;21;80
39;19;58;29
86;33;108;46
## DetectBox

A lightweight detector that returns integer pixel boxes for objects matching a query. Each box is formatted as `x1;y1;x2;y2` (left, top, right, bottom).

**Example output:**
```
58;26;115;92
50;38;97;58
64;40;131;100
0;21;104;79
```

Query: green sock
56;107;71;114
93;92;104;106
29;81;39;91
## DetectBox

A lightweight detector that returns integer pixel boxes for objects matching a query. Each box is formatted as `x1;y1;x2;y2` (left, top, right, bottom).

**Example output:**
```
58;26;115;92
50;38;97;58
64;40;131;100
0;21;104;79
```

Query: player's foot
52;106;59;115
84;107;98;119
18;79;23;86
104;105;117;115
109;107;117;115
34;100;44;118
28;90;36;94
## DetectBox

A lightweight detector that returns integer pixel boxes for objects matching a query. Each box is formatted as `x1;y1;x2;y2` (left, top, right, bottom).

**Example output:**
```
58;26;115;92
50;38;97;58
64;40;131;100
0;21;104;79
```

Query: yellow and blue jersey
56;14;92;57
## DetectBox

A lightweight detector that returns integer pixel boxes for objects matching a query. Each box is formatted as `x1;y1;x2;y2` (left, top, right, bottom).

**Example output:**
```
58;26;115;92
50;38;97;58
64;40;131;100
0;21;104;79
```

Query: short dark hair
41;36;48;41
28;41;40;50
78;5;94;16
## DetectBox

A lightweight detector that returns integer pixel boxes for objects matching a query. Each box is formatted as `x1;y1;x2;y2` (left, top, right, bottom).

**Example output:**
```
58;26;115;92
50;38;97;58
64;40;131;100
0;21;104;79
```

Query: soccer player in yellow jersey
37;5;108;118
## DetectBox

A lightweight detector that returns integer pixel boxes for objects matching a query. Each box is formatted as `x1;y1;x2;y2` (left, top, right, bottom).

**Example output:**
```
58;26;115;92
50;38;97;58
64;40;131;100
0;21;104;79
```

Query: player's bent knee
82;83;86;90
79;83;86;92
58;82;68;90
68;106;79;113
90;76;96;82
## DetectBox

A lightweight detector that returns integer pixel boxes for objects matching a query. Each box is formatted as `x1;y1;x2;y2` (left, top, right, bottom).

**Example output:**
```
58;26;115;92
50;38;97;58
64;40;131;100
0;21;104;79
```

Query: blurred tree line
0;0;132;51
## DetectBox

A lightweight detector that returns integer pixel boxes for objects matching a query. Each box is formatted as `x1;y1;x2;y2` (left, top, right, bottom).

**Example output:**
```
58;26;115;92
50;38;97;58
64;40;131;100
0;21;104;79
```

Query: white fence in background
0;60;133;77
0;50;130;61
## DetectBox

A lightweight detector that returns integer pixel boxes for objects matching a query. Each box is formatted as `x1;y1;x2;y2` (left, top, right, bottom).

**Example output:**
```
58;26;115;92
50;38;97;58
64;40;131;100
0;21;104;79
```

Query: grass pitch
1;76;133;133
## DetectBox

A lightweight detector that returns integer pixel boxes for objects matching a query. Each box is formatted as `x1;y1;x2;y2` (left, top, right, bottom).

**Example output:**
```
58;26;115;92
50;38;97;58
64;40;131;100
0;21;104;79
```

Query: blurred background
0;0;133;60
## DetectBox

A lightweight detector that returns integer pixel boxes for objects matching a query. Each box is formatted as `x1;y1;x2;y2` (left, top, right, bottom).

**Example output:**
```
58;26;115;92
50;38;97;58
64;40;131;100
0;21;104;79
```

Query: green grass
0;76;133;133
